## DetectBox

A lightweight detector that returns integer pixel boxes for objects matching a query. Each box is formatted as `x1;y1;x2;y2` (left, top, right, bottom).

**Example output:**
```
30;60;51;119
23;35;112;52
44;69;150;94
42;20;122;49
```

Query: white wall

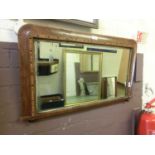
0;19;18;42
66;53;80;97
102;49;122;78
1;19;155;106
35;41;64;96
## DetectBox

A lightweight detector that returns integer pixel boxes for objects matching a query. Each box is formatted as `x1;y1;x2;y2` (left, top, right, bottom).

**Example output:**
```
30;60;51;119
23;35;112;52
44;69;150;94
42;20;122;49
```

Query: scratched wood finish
18;24;137;121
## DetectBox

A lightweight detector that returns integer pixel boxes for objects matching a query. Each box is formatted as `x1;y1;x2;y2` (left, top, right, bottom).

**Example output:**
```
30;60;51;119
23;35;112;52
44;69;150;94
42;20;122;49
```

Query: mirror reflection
65;51;101;106
34;40;131;112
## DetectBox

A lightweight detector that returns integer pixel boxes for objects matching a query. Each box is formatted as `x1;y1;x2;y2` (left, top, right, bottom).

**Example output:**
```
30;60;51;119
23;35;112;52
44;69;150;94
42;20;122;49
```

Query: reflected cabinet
18;24;137;120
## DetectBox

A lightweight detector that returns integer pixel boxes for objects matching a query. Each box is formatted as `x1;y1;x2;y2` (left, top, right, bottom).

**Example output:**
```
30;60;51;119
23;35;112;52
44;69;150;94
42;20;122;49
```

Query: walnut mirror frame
18;24;137;121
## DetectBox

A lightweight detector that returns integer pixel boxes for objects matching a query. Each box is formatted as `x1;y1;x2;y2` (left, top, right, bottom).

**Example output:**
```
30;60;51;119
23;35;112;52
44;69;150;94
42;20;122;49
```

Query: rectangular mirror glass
34;40;131;112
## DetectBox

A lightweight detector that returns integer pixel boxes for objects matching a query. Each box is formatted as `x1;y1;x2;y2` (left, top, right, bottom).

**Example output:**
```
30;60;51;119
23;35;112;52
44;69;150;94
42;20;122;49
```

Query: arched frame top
18;24;137;121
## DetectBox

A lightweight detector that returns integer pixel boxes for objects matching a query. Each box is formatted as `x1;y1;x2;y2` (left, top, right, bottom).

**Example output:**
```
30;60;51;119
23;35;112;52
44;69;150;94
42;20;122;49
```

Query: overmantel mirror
18;24;137;121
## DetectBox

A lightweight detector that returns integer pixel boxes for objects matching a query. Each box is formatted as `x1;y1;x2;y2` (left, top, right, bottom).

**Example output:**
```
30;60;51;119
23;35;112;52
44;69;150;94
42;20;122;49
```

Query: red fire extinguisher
137;98;155;135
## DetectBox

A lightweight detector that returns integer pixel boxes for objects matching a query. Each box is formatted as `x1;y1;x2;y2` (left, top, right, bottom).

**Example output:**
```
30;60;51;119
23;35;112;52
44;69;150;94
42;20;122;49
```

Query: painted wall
0;20;143;134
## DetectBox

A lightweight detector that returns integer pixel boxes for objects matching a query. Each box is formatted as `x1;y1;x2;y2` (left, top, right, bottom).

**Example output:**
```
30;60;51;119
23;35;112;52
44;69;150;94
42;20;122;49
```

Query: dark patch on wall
0;42;142;135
